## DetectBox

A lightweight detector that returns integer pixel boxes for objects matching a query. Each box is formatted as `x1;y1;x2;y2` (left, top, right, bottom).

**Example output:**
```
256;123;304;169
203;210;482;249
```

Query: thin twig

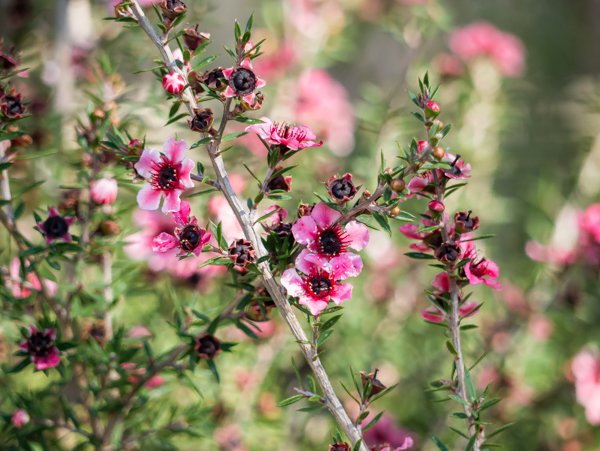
127;2;366;447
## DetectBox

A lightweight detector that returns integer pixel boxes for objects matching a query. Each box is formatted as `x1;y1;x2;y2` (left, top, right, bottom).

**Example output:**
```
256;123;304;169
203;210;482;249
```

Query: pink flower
245;117;322;153
579;204;600;245
18;326;60;371
222;58;266;106
449;22;525;77
292;202;369;264
11;409;29;428
7;258;57;299
363;415;416;450
35;207;75;244
134;137;194;213
152;201;211;257
524;241;576;266
252;41;296;81
90;177;118;205
293;69;355;156
162;72;185;95
443;154;471;180
572;350;600;425
462;241;501;290
281;249;356;316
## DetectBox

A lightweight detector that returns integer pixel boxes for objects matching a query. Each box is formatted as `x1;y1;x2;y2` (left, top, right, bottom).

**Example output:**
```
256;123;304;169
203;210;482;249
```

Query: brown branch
127;2;366;448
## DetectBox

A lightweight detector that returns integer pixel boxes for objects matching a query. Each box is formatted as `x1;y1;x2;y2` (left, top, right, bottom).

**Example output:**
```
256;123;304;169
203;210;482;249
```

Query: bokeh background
2;0;600;449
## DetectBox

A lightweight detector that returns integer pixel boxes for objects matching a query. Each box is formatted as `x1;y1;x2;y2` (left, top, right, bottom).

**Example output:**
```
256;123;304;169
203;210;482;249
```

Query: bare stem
127;2;366;447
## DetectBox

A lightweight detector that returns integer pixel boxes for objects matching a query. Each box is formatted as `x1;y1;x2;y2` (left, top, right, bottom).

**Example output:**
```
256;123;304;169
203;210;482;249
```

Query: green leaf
486;423;514;439
0;161;13;172
206;359;220;383
372;212;391;235
277;394;304;407
222;131;248;141
431;436;449;451
362;411;384;432
165;112;188;126
404;252;435;260
233;116;264;124
464;367;477;402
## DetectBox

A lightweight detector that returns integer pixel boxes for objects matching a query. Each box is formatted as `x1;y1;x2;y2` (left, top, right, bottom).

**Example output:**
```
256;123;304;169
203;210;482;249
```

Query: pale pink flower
528;314;553;341
245;117;322;152
252;41;296;81
11;409;29;428
525;241;576;266
7;258;57;299
281;249;355;316
572;350;600;425
293;69;355;156
134;137;194;213
449;22;525;77
90;177;118;205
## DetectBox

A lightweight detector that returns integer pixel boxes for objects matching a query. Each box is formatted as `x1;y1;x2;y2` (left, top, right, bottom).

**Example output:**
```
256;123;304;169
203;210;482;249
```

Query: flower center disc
29;333;52;357
157;165;177;189
231;68;257;94
330;179;353;199
318;229;343;256
179;225;201;251
197;337;216;356
309;275;332;297
43;215;68;238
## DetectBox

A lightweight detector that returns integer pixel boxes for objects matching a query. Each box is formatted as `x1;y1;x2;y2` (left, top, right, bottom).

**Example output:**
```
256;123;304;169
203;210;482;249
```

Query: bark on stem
127;2;366;448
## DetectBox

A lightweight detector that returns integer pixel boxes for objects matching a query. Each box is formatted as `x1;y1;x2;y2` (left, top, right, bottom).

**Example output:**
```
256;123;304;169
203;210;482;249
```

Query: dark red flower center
308;275;332;297
179;225;201;251
456;210;476;230
436;242;461;262
470;258;488;276
230;68;257;94
317;227;347;257
5;95;24;116
447;154;464;177
28;332;54;357
151;156;179;190
329;178;355;200
196;335;220;358
43;215;68;238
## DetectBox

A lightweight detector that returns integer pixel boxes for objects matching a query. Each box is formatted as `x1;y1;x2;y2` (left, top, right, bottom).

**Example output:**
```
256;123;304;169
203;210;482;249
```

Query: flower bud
11;409;29;428
159;0;186;20
455;210;480;234
96;220;120;237
195;333;221;359
162;72;186;95
425;100;440;117
428;199;445;213
189;108;214;133
432;146;445;160
390;178;406;193
360;369;387;397
183;26;210;52
417;140;428;153
389;206;401;217
90;177;118;205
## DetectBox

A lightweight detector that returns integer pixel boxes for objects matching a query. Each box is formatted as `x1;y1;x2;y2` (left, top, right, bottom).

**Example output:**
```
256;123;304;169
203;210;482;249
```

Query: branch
127;2;366;448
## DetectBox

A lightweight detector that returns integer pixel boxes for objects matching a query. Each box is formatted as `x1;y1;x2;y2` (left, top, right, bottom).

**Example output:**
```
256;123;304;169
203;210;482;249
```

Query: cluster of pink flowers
281;202;369;315
442;21;525;77
571;349;600;425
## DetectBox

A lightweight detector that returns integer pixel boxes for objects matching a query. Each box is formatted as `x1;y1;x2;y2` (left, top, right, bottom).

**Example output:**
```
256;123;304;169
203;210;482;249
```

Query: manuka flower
281;249;359;316
461;241;501;289
327;173;357;204
0;90;25;119
36;207;75;244
195;333;221;359
134;137;194;213
18;326;60;371
245;117;322;154
222;58;266;106
292;202;369;265
228;238;255;272
152;201;211;256
443;154;471;180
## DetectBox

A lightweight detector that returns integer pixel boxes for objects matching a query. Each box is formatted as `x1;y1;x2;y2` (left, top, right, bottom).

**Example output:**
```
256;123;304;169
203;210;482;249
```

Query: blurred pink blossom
11;409;30;428
571;350;600;425
252;41;296;81
525;241;576;266
449;22;525;77
527;314;553;341
363;415;416;450
293;69;355;156
207;174;246;242
7;258;57;299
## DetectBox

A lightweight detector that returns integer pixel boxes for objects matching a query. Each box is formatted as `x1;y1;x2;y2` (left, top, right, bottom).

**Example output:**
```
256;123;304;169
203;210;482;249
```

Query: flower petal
432;272;450;292
295;249;328;275
178;158;195;189
299;297;329;316
135;148;160;179
311;202;341;229
33;346;60;370
152;232;179;253
137;184;162;211
280;268;304;297
164;137;188;163
291;216;318;245
330;282;352;305
162;189;182;213
345;221;369;251
330;253;363;279
172;200;191;226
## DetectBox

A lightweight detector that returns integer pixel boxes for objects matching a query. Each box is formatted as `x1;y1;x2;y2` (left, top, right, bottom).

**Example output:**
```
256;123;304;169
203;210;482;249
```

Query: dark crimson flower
190;67;226;92
195;333;221;359
134;137;194;213
36;207;75;244
329;443;351;451
1;91;25;119
435;241;461;263
246;117;322;153
183;26;210;52
266;170;292;193
228;238;255;272
327;173;357;204
360;369;387;396
292;202;368;265
281;249;355;316
454;210;479;234
159;0;186;20
222;58;266;106
162;72;186;95
189;107;214;132
153;201;211;256
18;326;60;371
